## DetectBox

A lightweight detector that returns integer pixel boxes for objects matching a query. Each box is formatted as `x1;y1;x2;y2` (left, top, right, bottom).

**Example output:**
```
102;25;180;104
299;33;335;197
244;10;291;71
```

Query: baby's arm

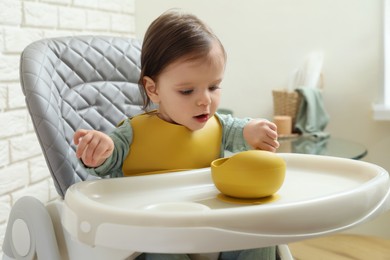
243;119;279;152
74;129;114;168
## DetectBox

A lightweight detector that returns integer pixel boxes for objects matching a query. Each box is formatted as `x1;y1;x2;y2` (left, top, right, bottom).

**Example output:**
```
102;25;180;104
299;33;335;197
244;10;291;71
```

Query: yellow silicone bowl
211;150;286;199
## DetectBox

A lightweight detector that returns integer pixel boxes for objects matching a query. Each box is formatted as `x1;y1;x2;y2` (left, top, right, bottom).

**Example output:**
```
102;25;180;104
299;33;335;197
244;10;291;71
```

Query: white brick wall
0;0;136;256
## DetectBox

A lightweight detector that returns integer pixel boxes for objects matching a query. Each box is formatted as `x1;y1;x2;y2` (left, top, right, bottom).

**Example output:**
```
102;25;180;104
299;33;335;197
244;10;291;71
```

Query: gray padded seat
20;36;145;198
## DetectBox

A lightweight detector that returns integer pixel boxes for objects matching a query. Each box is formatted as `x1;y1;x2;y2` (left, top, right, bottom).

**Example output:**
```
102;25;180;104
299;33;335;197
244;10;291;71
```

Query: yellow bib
122;113;222;176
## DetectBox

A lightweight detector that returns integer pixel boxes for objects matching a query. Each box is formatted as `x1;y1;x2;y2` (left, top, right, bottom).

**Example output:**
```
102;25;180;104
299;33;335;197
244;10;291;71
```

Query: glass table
277;135;367;160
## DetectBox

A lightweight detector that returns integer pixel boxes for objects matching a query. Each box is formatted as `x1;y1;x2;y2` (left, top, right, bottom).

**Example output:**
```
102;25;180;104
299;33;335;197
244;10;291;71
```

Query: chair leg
276;244;293;260
2;196;61;260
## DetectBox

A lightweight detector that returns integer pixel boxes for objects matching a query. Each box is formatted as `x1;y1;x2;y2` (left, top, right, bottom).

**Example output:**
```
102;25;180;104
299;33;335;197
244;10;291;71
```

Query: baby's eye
209;85;220;91
179;89;193;95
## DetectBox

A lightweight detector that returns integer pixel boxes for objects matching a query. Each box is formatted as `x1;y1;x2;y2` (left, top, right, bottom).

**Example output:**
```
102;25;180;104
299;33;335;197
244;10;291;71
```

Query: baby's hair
138;10;226;110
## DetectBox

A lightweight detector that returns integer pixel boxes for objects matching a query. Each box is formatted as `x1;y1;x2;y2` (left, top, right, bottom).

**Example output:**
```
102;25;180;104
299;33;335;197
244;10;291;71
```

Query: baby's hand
243;119;279;152
73;129;114;168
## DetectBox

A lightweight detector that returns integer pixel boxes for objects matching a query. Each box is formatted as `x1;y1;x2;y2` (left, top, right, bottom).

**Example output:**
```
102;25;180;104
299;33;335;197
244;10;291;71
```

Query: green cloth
294;87;330;138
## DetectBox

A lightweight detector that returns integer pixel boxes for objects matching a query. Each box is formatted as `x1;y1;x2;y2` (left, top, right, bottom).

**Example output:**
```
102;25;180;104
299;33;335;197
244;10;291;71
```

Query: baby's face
151;43;225;131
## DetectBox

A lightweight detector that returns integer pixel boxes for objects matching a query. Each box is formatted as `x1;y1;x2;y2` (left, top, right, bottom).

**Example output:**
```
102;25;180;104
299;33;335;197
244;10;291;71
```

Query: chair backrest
20;36;144;198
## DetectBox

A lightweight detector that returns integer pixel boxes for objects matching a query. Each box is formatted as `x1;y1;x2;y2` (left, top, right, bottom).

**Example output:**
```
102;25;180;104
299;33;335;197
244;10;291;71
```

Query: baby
74;10;279;260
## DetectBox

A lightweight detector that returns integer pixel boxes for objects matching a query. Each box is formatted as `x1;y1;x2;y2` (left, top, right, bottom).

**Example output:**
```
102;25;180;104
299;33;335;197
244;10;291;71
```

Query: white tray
62;154;390;253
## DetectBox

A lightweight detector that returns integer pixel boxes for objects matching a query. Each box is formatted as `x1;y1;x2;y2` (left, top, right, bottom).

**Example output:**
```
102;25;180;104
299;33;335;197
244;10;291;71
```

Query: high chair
2;36;390;260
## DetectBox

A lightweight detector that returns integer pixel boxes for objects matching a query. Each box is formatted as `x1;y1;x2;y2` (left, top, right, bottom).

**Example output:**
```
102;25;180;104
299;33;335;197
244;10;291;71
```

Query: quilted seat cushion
20;36;144;197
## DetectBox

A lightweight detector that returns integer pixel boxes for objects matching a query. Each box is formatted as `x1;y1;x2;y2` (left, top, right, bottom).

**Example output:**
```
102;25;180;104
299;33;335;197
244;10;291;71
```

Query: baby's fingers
92;141;113;161
74;129;89;145
80;133;101;163
75;131;95;159
263;138;279;152
266;121;278;131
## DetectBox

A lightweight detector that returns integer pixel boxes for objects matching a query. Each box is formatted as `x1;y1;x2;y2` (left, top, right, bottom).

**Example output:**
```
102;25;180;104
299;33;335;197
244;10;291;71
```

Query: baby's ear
143;76;160;103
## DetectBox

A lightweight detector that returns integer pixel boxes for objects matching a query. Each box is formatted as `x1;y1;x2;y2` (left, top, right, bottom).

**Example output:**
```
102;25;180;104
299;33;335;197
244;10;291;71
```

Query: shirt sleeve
84;118;133;178
216;113;252;153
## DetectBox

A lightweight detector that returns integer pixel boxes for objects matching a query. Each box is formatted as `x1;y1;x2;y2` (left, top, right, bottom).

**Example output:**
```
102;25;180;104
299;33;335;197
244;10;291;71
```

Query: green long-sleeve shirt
86;113;251;177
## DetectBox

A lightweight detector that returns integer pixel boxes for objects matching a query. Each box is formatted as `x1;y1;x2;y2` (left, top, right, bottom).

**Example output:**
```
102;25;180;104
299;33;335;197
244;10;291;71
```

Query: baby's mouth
194;114;209;122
